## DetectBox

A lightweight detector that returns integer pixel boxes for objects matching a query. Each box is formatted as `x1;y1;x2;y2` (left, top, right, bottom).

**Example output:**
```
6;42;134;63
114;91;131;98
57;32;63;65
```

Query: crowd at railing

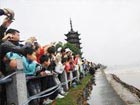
0;8;99;105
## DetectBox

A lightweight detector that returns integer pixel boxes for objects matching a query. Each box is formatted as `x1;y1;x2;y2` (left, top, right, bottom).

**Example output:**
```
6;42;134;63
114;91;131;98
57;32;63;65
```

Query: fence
0;59;88;105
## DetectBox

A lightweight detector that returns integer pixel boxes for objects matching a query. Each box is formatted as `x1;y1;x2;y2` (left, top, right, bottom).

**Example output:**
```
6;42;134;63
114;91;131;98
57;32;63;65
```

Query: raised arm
0;8;14;41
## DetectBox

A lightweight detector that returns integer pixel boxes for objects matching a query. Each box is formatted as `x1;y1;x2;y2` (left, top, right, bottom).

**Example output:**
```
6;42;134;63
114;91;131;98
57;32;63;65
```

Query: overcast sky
1;0;140;66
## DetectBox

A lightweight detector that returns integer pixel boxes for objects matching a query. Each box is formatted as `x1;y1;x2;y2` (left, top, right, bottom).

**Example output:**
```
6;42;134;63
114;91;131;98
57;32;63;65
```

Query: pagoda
65;19;82;51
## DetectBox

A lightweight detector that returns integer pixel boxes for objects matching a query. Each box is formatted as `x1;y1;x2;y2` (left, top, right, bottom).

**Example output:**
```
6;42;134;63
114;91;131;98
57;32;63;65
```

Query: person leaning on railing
0;8;14;105
55;47;66;95
46;46;64;99
39;54;56;105
5;47;41;105
0;29;23;75
0;8;13;76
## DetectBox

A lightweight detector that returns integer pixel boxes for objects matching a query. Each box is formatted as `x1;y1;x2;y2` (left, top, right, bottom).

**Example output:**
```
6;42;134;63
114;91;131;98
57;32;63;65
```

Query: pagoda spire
70;18;73;31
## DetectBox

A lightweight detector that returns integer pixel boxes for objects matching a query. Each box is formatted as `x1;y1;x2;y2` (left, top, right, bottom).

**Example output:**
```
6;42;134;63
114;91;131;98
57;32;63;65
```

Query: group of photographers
0;8;98;105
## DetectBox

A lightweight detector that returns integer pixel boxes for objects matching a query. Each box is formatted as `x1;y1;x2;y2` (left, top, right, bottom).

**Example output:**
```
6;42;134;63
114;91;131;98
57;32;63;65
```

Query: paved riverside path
87;70;125;105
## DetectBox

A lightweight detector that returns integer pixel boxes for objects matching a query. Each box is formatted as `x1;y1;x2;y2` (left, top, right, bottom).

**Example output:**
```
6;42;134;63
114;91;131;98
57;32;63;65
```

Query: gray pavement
87;70;126;105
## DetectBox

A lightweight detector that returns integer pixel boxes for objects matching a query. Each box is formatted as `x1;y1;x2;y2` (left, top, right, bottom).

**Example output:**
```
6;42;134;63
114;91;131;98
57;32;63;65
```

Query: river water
87;66;140;105
105;66;140;89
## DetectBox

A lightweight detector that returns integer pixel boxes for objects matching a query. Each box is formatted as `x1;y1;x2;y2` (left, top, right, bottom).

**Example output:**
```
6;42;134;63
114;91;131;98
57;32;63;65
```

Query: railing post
63;70;69;91
76;68;80;81
69;71;73;87
70;71;73;80
6;58;28;105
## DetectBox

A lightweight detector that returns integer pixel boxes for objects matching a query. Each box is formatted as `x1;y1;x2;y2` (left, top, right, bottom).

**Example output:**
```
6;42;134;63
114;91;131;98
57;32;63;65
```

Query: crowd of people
0;8;98;105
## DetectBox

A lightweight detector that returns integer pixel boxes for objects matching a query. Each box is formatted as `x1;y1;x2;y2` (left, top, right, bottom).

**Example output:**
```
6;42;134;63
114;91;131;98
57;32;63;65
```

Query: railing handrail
3;64;89;105
0;71;16;85
21;72;80;105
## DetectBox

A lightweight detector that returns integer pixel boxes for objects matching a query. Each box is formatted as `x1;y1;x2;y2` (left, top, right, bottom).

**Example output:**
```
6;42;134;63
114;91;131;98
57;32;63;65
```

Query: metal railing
0;63;88;105
0;71;17;85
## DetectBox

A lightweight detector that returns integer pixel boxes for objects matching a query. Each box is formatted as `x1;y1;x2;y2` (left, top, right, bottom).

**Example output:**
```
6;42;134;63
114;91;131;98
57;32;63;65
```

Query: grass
55;74;93;105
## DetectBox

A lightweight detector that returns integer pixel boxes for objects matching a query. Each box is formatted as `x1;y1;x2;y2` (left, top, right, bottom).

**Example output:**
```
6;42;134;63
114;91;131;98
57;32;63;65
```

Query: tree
55;41;63;50
64;42;82;56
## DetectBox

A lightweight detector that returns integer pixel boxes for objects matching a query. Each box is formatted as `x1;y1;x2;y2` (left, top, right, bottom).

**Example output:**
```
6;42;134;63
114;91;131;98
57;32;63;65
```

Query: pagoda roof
66;37;81;40
66;39;81;44
65;31;80;36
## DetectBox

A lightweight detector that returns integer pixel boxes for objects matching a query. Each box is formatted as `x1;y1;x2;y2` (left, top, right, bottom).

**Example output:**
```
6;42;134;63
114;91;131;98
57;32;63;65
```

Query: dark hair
34;42;39;50
24;47;35;56
67;55;72;61
47;46;56;54
6;28;20;35
61;48;65;53
62;57;67;64
40;55;49;64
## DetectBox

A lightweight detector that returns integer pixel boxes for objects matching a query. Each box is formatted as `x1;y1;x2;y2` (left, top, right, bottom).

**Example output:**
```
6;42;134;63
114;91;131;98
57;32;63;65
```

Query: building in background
65;19;82;54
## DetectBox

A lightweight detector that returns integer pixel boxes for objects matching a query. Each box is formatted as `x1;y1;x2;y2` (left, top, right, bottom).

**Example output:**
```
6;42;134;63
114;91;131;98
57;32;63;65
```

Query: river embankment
87;69;125;105
104;69;140;105
105;66;140;89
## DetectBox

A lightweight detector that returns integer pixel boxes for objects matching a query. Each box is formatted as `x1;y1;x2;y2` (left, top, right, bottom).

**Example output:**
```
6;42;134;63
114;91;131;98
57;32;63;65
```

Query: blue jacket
6;52;37;76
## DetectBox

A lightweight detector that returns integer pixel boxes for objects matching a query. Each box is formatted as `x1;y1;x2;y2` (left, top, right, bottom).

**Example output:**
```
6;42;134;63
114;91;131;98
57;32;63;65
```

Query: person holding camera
0;8;14;43
0;8;14;105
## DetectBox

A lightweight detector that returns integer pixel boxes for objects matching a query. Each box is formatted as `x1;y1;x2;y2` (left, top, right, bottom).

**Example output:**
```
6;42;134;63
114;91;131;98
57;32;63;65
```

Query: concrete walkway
87;70;125;105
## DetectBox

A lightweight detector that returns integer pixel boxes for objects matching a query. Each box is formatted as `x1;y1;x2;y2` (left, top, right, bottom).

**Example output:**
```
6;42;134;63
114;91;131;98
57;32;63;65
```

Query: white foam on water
104;66;140;89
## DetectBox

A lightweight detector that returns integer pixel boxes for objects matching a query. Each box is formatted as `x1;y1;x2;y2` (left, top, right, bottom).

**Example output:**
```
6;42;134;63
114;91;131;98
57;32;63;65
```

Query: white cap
65;48;71;52
57;47;62;52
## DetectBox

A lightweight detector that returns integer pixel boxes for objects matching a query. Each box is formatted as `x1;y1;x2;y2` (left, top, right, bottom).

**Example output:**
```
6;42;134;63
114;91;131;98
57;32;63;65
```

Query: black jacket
0;9;4;16
0;9;7;42
0;40;29;75
0;25;7;44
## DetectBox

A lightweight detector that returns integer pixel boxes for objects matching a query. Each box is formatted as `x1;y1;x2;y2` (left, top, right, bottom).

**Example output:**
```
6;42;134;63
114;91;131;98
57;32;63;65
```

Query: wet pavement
87;70;126;105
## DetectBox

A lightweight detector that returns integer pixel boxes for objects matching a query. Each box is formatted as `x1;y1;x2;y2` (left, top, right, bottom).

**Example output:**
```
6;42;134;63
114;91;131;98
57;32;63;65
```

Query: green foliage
56;74;92;105
55;41;63;50
64;42;82;56
55;42;82;56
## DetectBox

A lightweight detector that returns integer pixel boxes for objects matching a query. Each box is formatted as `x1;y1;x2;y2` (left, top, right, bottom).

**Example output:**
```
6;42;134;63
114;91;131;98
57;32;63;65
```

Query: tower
65;19;82;51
